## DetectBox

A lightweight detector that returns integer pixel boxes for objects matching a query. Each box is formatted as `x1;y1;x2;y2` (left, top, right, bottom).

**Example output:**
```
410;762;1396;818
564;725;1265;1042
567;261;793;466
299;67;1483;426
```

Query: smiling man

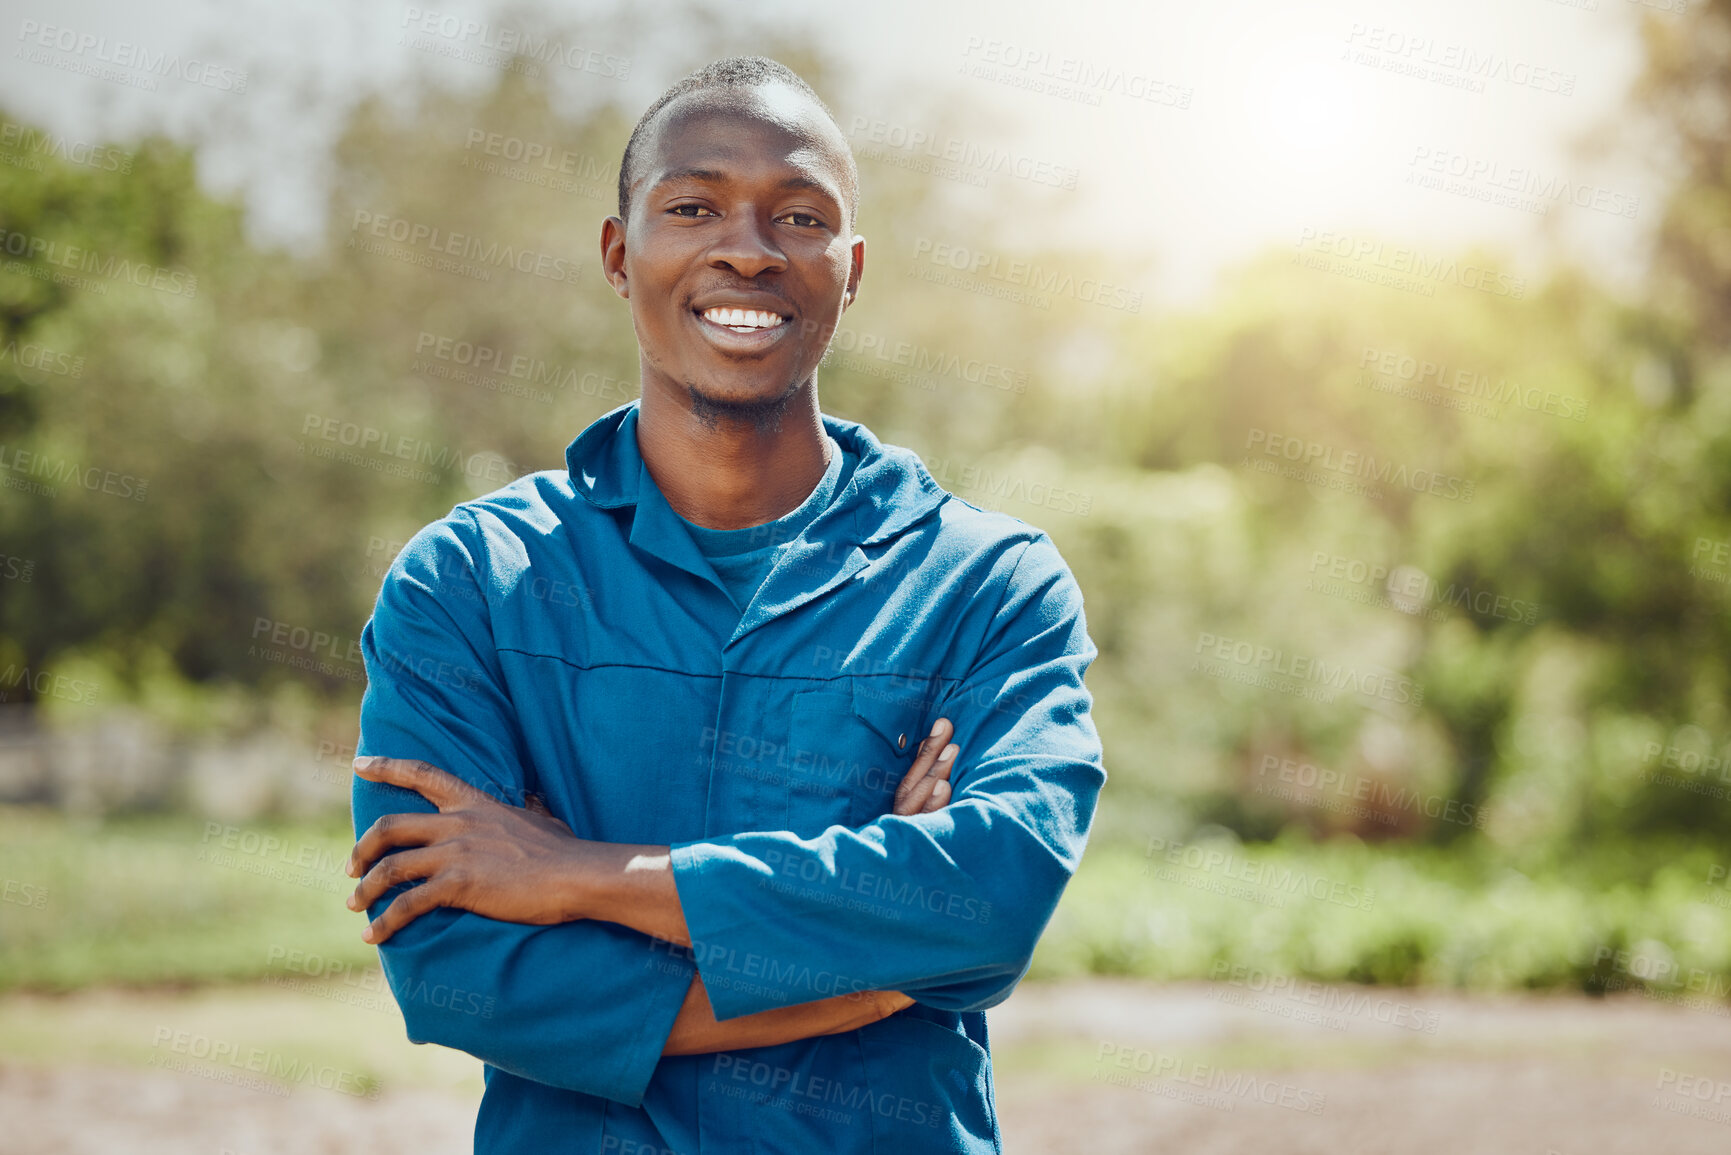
347;56;1106;1154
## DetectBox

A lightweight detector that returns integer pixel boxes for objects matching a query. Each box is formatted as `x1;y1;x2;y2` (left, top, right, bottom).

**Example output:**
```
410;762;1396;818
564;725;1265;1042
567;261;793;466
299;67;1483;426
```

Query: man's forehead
641;85;849;198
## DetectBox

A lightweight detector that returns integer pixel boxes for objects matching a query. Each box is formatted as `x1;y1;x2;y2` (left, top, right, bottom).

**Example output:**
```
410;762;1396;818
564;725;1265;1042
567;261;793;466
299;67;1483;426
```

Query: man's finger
361;879;451;945
346;811;455;878
901;743;957;814
348;846;442;912
892;720;950;814
352;756;501;812
919;777;951;813
893;720;957;816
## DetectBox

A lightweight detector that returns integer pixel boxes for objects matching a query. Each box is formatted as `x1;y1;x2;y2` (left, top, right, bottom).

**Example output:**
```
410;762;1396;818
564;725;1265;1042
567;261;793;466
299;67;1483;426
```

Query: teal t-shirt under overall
674;435;853;614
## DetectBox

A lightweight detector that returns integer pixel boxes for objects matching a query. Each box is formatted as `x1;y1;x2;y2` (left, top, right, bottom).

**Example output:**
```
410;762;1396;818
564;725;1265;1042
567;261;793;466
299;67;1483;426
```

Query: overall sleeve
667;533;1106;1021
353;508;694;1107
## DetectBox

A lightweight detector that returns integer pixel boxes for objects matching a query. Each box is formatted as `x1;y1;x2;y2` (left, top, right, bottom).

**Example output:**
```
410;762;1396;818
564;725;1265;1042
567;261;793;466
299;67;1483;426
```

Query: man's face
602;84;863;421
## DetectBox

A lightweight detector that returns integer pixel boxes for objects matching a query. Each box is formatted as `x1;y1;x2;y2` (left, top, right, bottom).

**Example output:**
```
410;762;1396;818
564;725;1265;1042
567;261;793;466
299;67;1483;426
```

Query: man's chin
683;379;804;433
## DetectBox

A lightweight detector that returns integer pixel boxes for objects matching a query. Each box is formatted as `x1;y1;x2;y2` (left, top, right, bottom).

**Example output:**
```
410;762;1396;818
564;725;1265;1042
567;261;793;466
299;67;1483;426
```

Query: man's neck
635;379;832;531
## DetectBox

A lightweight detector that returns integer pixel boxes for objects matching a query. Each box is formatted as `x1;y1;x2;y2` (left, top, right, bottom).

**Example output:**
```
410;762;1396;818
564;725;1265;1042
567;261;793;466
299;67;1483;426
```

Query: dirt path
991;979;1731;1154
2;979;1727;1153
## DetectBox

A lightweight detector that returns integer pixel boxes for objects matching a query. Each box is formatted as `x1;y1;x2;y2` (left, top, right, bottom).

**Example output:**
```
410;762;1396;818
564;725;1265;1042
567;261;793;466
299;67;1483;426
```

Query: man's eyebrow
653;167;839;201
655;166;728;187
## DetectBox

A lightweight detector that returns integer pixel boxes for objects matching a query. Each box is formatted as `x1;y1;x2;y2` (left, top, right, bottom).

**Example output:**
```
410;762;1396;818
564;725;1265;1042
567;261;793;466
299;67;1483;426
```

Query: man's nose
707;209;787;279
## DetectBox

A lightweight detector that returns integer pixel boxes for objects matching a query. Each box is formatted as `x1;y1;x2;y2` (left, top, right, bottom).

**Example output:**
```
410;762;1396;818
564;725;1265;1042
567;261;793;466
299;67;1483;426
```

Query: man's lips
689;305;792;354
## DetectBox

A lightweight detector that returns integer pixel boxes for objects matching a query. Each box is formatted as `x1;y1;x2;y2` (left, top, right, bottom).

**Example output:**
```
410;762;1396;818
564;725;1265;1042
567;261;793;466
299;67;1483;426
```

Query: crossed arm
351;516;1101;1104
345;722;961;1057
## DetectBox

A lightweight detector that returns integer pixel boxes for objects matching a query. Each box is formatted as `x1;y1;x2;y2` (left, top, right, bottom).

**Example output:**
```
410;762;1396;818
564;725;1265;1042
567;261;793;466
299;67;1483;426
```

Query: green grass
3;805;1728;999
0;806;373;992
0;985;485;1099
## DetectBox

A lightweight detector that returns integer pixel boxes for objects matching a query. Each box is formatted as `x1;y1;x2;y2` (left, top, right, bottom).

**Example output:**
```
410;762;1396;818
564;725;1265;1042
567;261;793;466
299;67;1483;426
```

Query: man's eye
669;204;714;217
781;212;821;227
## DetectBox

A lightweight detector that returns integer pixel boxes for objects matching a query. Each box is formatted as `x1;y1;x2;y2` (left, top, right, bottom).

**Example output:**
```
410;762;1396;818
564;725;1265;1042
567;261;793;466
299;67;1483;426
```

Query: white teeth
701;306;784;331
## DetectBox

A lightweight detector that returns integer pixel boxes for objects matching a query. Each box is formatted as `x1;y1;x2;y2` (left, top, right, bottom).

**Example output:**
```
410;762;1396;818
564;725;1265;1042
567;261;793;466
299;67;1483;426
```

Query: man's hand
345;756;593;944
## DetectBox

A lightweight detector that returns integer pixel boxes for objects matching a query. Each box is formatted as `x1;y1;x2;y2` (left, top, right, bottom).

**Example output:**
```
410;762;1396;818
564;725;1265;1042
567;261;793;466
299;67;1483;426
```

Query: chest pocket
783;682;931;837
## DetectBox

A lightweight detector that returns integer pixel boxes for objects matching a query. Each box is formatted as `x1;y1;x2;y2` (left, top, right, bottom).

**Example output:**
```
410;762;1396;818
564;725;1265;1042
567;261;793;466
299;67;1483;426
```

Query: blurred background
2;0;1729;1151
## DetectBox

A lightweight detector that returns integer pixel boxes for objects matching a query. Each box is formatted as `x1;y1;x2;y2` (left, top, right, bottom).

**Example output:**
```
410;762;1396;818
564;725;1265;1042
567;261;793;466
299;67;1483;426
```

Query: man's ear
843;234;865;309
600;215;630;300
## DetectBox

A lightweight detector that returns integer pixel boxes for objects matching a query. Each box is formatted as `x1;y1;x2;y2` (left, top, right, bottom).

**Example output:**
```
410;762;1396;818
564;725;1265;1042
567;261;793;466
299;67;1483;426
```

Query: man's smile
699;306;785;332
690;301;792;353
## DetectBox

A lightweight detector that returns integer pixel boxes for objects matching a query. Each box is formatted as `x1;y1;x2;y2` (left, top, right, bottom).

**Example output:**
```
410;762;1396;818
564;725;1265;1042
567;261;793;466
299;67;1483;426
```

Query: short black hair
616;55;858;228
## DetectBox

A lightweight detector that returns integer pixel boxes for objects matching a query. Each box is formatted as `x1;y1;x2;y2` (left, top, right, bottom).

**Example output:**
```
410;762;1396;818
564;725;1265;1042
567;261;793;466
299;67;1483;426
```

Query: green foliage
1033;838;1731;996
2;6;1731;914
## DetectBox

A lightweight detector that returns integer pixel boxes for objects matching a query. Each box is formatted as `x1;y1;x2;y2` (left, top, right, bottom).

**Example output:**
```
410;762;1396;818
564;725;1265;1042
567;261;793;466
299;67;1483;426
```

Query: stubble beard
683;376;806;436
